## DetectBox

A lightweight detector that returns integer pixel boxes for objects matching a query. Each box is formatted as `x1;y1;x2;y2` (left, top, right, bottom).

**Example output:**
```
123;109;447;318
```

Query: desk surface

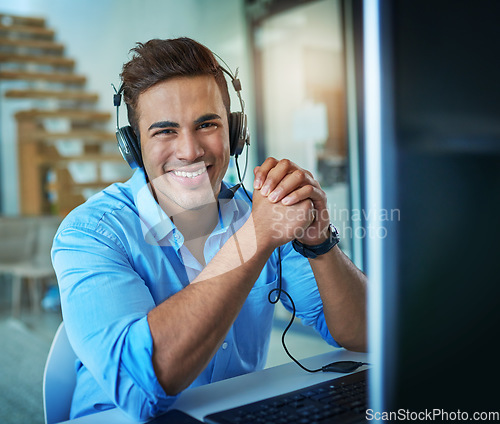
60;349;369;424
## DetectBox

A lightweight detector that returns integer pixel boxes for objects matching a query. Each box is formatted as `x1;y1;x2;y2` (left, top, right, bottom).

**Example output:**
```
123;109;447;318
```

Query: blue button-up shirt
52;168;338;421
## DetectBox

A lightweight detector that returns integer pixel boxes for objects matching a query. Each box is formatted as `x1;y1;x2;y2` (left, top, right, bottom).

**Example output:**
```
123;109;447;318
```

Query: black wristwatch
292;224;340;259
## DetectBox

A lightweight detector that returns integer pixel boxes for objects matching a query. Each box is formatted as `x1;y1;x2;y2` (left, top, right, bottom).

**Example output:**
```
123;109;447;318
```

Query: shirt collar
131;169;175;245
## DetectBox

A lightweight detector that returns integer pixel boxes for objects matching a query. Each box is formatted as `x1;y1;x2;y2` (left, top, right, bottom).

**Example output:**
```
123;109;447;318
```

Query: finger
260;158;305;196
297;198;316;227
281;184;325;207
260;160;295;196
253;157;278;189
267;168;317;203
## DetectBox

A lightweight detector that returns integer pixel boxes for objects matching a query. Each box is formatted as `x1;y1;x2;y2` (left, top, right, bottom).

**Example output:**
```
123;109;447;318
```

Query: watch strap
292;224;340;259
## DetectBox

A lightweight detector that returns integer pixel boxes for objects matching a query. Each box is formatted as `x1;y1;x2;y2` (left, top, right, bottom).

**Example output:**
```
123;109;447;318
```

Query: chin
170;189;218;212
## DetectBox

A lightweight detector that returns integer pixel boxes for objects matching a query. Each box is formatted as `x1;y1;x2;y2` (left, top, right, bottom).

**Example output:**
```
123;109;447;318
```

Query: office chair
43;322;77;424
0;216;61;317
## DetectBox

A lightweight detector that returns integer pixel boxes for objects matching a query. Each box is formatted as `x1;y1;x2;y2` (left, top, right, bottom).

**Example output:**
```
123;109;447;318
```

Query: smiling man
52;38;367;421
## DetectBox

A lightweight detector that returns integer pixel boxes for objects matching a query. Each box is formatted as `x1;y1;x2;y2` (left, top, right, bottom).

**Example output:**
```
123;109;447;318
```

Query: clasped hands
251;157;331;250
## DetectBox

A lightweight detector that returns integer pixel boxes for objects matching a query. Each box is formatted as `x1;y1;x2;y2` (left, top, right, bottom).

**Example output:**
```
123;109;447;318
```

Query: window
248;0;361;261
247;0;364;365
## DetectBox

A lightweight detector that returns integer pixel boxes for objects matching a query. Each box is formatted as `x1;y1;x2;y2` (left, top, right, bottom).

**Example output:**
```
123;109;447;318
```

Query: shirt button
221;341;228;350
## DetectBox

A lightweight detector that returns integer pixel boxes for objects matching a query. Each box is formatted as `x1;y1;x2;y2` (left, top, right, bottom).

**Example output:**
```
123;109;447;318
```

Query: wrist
242;215;277;257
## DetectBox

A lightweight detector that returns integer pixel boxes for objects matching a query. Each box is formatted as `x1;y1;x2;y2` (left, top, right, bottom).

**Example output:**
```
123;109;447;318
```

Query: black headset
112;64;250;169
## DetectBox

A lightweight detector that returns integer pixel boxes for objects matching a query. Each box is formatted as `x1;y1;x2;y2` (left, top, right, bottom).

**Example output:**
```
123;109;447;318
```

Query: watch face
330;224;340;242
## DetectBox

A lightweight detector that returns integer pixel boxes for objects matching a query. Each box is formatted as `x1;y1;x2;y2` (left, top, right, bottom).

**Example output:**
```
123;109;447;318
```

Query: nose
175;130;204;161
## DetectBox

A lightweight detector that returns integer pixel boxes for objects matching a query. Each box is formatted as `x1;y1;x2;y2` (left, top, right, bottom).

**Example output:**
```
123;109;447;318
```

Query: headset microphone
218;184;241;200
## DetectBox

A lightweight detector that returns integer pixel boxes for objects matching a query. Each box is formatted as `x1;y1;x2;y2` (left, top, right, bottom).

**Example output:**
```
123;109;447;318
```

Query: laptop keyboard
204;369;368;424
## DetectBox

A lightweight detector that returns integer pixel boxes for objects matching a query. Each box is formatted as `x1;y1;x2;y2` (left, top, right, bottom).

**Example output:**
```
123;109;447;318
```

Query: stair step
0;70;86;84
0;37;64;52
21;129;116;142
0;14;46;28
5;88;99;102
39;154;123;164
0;23;55;39
0;70;85;84
71;182;121;188
0;52;74;68
16;109;111;122
48;181;120;191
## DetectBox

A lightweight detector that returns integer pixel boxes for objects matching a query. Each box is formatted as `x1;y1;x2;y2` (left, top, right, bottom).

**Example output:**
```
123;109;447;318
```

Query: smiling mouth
171;167;208;179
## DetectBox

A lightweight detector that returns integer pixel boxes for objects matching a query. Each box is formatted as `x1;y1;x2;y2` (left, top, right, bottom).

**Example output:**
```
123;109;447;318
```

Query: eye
198;122;218;130
154;128;176;137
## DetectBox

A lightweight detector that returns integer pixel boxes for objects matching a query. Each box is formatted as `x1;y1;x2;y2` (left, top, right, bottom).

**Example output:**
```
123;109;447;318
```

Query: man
52;37;367;421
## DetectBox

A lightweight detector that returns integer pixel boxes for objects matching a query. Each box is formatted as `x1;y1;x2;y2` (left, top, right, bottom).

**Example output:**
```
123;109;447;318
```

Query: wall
0;0;254;215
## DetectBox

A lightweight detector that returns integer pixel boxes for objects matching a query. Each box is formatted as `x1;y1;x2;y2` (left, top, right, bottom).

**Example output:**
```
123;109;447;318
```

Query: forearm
309;246;367;352
148;218;274;395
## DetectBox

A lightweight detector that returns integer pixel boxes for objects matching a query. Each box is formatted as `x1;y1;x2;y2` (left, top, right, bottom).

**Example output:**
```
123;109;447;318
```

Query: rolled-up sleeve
52;223;175;421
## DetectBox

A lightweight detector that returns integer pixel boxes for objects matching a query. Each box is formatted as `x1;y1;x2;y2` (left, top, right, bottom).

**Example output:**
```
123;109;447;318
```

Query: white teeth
173;168;206;178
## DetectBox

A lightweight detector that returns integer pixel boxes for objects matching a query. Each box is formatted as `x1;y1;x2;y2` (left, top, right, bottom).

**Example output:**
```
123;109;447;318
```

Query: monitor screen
358;0;500;415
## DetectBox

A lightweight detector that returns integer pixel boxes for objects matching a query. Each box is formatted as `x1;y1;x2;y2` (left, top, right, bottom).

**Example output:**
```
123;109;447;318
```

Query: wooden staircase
0;13;131;215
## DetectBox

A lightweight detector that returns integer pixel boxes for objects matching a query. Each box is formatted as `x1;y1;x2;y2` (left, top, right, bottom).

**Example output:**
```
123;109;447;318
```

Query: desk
60;349;369;423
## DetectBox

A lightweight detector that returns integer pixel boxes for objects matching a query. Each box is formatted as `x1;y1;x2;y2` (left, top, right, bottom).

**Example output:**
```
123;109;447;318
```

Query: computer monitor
356;0;500;415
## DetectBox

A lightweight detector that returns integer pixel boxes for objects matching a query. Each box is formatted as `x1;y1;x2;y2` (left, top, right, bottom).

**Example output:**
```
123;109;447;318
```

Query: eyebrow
148;113;222;132
194;113;222;125
148;120;179;131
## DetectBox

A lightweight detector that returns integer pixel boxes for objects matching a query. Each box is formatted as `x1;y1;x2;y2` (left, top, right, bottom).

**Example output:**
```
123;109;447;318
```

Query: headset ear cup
228;113;239;156
229;112;248;156
125;126;143;168
116;125;143;169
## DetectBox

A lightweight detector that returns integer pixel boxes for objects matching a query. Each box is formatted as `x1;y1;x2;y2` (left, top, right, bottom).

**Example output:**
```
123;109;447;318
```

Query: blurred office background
0;0;362;422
